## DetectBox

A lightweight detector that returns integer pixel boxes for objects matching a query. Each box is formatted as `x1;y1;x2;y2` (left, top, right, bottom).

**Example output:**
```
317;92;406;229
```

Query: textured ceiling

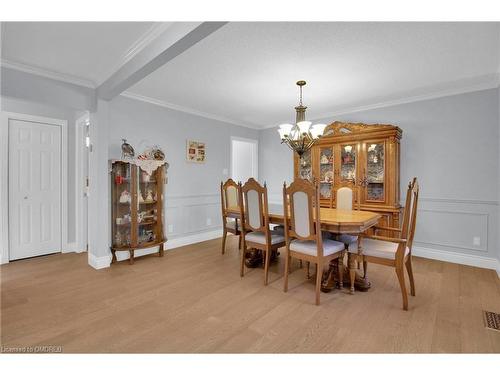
128;22;499;128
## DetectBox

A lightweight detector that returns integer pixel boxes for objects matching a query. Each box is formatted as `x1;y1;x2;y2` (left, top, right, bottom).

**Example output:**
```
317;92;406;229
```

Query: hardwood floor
1;235;500;353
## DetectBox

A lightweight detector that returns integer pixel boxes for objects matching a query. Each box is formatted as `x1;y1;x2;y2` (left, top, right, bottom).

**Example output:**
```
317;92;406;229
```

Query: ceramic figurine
145;189;154;202
119;190;131;203
115;232;122;246
121;139;135;159
152;145;165;161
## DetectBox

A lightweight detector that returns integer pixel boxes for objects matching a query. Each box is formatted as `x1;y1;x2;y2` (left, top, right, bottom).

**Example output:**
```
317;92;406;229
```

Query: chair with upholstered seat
220;179;242;254
239;178;286;285
283;179;345;305
348;178;419;310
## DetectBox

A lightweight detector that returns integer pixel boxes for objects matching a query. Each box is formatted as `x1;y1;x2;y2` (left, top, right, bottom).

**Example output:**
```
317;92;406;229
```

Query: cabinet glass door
112;162;133;248
340;143;357;183
365;142;385;202
298;149;312;182
319;146;334;200
136;167;160;246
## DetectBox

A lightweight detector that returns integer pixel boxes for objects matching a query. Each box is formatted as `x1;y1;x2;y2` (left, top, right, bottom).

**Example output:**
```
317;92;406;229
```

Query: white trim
167;229;223;249
0;111;69;263
75;113;90;253
413;246;499;276
0;59;95;88
88;252;112;270
262;73;500;129
88;229;223;269
419;197;498;206
95;23;173;86
121;91;259;130
0;113;8;264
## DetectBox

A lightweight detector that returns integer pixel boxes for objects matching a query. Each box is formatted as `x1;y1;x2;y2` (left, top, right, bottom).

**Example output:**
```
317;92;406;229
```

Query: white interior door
8;119;62;260
231;138;258;183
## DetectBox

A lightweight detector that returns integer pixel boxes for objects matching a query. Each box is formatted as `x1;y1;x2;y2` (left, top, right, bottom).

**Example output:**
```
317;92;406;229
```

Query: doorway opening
230;137;258;184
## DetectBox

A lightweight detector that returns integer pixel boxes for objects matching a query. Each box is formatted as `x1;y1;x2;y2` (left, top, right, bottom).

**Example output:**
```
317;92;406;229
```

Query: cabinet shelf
139;220;156;226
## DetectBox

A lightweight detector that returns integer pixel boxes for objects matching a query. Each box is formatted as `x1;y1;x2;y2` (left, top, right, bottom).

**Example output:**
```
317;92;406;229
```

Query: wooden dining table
227;204;382;292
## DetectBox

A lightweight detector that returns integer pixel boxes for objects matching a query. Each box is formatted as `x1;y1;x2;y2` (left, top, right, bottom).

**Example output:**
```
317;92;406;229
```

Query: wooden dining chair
348;178;419;310
220;178;242;255
239;178;286;285
283;179;345;305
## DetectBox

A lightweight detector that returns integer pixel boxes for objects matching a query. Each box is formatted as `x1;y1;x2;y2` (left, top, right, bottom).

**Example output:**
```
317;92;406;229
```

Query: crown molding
95;22;173;87
262;73;500;129
120;91;260;130
0;58;96;88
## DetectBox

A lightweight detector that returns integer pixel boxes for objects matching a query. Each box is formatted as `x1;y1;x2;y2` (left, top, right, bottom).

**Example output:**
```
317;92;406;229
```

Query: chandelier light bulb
310;123;327;139
277;128;288;140
297;121;312;134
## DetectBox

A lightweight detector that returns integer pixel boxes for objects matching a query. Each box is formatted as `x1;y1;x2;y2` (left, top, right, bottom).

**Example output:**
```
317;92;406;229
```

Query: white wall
498;87;500;272
260;89;500;270
104;95;259;262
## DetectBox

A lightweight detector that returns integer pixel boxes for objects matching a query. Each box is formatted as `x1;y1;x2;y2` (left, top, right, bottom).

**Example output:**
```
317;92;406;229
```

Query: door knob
24;196;28;200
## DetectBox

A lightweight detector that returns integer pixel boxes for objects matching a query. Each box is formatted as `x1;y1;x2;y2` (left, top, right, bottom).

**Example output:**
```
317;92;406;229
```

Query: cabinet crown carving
323;121;402;139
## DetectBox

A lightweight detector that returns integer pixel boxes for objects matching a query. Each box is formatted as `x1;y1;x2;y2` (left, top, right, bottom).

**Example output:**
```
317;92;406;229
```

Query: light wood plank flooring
1;235;500;353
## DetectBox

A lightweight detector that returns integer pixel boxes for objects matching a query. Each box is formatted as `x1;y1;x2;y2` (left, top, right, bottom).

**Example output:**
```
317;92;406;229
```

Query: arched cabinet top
321;121;402;141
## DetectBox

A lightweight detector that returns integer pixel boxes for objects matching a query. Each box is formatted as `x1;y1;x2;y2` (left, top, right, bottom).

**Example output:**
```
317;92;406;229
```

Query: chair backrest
336;187;354;210
240;178;269;234
401;177;419;251
330;182;359;210
221;178;239;212
283;179;322;246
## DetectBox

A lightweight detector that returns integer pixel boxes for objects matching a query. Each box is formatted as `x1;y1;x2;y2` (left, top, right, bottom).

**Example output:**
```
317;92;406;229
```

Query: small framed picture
187;140;206;163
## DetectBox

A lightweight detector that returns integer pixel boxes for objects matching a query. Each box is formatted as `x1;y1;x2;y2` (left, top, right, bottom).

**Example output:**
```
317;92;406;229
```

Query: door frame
0;111;68;264
230;136;259;182
75;112;90;253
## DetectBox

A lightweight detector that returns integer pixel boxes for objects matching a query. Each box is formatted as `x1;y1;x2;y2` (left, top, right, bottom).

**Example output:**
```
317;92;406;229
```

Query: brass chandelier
277;80;327;158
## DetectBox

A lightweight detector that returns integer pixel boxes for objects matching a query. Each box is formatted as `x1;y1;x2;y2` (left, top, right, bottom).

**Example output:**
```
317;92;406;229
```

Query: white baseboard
413;246;500;277
87;229;223;270
88;252;111;269
166;229;222;250
62;242;81;254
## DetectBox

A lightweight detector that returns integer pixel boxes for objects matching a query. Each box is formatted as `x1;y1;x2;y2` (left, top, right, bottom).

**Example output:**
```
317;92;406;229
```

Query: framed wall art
186;140;206;163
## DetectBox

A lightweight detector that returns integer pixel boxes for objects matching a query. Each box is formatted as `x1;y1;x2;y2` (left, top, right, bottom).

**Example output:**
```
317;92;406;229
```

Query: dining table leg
245;249;280;268
321;256;371;293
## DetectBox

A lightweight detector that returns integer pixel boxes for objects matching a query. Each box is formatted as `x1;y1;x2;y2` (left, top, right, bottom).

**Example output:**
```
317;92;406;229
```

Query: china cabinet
110;160;167;264
294;121;402;231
